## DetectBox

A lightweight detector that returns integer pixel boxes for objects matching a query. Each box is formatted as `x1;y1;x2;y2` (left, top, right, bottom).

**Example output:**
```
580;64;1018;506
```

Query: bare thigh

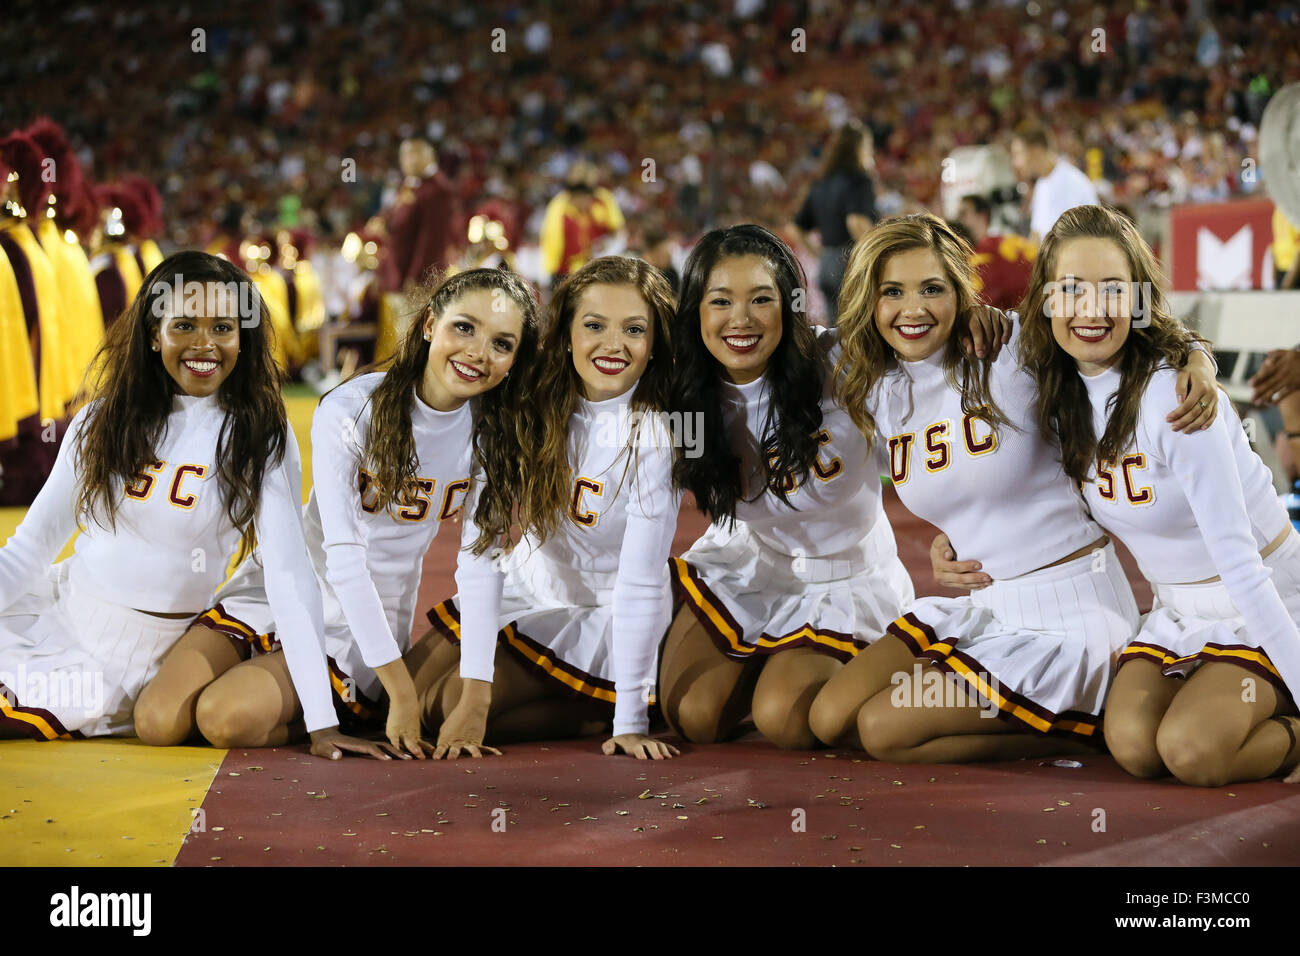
657;606;760;744
134;623;247;745
195;650;305;749
809;634;916;748
1102;659;1181;779
1155;661;1298;786
858;663;1101;764
417;630;595;738
751;646;843;750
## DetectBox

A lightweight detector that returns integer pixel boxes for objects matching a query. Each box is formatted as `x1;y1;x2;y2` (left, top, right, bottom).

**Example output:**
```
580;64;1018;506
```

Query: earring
152;344;159;351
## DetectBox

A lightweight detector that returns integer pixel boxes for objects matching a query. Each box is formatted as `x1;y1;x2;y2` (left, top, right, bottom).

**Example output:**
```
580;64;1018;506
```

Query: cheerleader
661;225;918;750
421;256;680;759
135;268;539;759
1008;205;1298;786
0;252;343;752
812;213;1220;762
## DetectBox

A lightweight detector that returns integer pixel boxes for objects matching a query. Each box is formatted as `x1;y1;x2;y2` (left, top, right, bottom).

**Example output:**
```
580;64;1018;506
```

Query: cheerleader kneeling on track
811;213;1220;763
134;268;539;759
0;252;337;746
1010;204;1299;786
421;256;681;759
661;225;918;749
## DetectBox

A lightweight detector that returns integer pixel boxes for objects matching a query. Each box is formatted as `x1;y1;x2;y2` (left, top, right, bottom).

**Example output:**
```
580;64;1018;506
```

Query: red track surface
174;488;1300;868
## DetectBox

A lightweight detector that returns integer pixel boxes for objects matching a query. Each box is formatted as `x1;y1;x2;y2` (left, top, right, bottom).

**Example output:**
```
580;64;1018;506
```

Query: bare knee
666;691;727;745
1156;719;1234;788
857;697;915;763
809;688;857;748
195;687;272;749
752;690;817;750
133;689;194;747
1103;720;1166;780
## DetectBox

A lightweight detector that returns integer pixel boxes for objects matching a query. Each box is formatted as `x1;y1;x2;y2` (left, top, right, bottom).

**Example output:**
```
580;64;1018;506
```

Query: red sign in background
1168;197;1278;291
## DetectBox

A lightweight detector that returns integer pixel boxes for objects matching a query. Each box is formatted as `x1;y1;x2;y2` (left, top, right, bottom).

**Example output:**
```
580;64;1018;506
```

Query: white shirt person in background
1010;120;1100;245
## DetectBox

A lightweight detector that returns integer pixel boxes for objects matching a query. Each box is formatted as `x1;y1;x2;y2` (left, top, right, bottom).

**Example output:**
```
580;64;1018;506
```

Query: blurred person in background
539;160;625;289
0;132;73;505
952;193;1035;312
788;121;877;326
636;222;679;295
1010;120;1098;245
379;137;455;294
25;117;104;390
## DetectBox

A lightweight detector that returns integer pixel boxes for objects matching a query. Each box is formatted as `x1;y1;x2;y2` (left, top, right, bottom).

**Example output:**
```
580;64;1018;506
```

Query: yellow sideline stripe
0;390;314;866
0;738;225;866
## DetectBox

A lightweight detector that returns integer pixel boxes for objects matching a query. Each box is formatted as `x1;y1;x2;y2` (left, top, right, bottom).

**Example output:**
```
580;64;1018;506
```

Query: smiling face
569;283;653;402
872;246;958;362
699;253;783;385
150;283;241;397
419;288;524;411
1048;237;1133;376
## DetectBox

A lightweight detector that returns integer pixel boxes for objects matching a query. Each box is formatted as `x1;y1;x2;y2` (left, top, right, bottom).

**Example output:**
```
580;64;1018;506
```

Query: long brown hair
834;213;1010;446
1016;204;1202;484
342;268;541;555
516;256;676;544
75;251;286;555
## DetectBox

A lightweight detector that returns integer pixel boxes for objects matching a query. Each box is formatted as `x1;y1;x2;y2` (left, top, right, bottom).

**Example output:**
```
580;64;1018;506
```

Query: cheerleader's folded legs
661;226;915;749
421;257;683;759
1014;205;1300;785
815;211;1221;762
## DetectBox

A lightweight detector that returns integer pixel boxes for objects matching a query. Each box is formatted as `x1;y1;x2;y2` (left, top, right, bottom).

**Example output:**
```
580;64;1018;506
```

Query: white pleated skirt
671;514;915;662
887;542;1139;740
1119;530;1300;698
0;560;192;738
427;547;671;709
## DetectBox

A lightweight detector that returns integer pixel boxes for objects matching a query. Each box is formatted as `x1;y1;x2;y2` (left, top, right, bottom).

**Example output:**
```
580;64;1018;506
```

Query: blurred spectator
953;193;1035;311
637;223;679;295
1011;119;1099;244
789;121;877;324
378;137;455;294
540;161;625;287
0;0;1294;276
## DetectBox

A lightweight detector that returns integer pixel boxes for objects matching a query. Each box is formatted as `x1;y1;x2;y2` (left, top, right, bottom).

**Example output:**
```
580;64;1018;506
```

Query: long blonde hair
834;212;1009;443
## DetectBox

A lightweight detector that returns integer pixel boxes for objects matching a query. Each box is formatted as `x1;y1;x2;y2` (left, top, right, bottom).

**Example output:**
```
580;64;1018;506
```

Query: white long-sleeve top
0;393;337;732
723;327;892;557
455;385;680;736
307;372;474;670
1079;365;1300;699
869;341;1102;580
